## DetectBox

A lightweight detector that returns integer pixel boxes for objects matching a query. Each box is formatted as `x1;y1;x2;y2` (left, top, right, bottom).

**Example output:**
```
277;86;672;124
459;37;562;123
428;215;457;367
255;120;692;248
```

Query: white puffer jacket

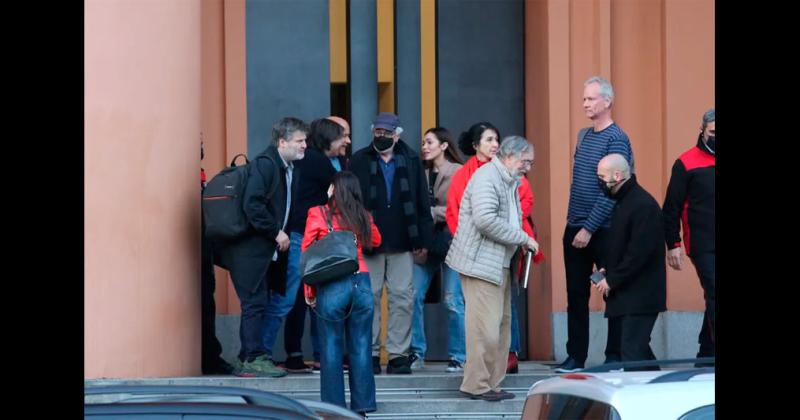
445;158;529;285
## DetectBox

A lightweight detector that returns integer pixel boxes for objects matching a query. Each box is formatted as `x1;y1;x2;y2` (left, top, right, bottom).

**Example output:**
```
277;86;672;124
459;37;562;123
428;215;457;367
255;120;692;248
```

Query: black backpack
202;153;279;241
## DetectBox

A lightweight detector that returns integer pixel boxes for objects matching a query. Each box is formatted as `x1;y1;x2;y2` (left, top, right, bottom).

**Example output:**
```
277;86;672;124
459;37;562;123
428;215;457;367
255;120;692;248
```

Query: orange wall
202;0;248;315
525;0;714;359
85;0;202;378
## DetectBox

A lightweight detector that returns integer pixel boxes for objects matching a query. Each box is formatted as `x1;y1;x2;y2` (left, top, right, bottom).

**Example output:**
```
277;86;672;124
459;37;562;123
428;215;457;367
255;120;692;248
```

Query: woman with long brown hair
409;127;467;373
302;171;381;416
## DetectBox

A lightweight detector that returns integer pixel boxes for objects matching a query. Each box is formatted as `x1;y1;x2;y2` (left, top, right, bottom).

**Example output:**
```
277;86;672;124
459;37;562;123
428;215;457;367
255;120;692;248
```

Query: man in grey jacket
446;136;539;401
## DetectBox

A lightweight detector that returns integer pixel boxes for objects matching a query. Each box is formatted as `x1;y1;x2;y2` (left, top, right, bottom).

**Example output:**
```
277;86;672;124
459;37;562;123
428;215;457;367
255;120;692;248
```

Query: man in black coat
349;112;433;374
593;154;666;371
215;116;308;377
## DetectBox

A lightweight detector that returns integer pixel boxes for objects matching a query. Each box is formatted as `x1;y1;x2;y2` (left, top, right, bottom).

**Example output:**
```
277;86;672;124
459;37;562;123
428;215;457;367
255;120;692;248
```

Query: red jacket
445;156;545;263
302;205;382;301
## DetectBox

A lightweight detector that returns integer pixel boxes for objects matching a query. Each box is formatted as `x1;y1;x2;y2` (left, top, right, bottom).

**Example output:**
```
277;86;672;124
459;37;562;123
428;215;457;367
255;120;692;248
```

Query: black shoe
372;356;382;374
460;390;502;402
489;390;515;400
202;359;235;375
386;356;412;374
282;355;312;373
554;357;584;373
604;357;621;364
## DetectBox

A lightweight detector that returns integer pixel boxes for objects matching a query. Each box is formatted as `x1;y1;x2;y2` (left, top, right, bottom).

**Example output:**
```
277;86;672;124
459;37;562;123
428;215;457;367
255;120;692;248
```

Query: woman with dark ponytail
302;171;381;416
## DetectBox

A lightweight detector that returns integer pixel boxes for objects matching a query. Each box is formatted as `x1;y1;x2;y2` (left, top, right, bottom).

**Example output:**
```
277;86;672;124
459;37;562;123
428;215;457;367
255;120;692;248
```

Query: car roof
527;370;715;420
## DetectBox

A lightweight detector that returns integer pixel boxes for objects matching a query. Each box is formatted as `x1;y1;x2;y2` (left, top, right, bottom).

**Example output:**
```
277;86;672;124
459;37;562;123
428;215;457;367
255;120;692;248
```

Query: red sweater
445;156;545;263
302;205;382;301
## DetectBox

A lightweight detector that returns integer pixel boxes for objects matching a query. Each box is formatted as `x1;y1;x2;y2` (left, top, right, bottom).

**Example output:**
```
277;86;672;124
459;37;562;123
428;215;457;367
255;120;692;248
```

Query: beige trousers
459;269;511;395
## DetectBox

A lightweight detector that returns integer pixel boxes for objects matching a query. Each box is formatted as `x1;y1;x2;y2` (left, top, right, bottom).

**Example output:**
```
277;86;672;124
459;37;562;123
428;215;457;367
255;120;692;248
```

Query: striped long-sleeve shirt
566;123;633;233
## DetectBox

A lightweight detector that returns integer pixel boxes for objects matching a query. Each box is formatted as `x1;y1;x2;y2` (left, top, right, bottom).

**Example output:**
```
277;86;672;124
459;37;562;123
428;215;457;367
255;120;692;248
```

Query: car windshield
522;393;621;420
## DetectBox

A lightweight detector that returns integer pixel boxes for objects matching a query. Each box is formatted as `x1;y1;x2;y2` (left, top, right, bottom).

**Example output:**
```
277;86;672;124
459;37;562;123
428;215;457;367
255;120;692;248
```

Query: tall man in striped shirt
555;76;634;373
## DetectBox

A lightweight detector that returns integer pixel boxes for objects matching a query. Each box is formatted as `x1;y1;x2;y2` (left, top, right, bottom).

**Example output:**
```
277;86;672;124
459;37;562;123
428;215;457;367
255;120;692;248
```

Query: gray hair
584;76;615;104
272;117;309;145
601;153;631;178
701;108;715;131
496;135;533;159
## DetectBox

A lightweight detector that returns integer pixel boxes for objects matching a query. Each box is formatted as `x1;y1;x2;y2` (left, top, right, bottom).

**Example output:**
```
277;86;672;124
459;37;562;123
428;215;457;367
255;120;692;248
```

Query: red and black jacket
662;135;715;257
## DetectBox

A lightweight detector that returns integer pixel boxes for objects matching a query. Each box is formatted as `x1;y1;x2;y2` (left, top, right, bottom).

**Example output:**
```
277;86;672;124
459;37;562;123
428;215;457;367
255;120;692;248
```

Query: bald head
326;116;351;157
327;116;350;132
597;153;631;195
598;153;630;176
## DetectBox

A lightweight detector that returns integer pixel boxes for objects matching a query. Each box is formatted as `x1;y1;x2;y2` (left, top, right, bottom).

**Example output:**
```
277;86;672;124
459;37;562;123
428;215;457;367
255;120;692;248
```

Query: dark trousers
562;225;619;363
608;313;659;371
691;252;715;357
232;276;269;362
201;222;225;371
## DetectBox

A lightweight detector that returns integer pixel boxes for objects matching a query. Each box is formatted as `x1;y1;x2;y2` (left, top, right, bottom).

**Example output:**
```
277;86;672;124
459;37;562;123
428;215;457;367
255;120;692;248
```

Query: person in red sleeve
302;171;382;416
445;121;545;374
662;108;715;367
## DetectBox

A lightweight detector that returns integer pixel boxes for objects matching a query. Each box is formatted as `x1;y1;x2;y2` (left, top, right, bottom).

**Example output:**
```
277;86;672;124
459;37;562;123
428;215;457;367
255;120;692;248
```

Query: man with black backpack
214;116;308;377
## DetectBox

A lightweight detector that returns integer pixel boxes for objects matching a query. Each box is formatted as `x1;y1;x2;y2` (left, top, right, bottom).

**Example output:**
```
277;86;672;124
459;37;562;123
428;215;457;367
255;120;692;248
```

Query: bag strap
251;154;281;201
576;127;592;151
229;153;249;167
321;205;334;233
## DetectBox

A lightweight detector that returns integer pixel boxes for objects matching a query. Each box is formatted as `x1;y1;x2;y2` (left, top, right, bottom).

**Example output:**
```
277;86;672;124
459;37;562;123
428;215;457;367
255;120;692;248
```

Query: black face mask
373;135;395;152
598;178;618;197
705;135;715;154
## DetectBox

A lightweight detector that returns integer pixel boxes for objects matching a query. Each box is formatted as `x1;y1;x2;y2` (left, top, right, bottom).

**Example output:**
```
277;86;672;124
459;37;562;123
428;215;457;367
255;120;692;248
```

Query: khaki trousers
364;252;414;359
459;269;511;395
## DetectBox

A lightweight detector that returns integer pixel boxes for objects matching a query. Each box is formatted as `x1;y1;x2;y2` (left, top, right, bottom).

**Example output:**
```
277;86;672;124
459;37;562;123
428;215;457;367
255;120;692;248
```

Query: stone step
85;362;558;418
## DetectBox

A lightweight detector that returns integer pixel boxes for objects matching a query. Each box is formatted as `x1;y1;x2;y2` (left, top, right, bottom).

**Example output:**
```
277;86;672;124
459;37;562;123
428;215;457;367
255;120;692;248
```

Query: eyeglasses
521;159;534;167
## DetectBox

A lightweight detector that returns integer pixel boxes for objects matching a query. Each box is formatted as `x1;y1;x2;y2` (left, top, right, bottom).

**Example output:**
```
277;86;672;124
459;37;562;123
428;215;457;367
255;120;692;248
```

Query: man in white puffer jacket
446;135;539;401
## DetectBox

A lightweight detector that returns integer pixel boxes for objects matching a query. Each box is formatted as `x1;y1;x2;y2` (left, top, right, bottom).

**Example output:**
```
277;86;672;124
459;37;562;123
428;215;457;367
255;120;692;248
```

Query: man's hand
276;230;290;252
571;228;592;248
525;237;540;255
594;278;611;296
667;247;683;270
412;248;428;265
305;296;317;308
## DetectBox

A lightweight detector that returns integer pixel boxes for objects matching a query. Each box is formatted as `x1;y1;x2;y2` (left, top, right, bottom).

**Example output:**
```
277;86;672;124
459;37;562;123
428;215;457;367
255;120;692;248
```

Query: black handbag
299;205;360;286
428;223;453;260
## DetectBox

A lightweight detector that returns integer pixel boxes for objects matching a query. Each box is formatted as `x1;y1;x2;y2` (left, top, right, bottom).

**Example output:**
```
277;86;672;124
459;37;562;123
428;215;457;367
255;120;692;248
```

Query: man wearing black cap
349;112;433;374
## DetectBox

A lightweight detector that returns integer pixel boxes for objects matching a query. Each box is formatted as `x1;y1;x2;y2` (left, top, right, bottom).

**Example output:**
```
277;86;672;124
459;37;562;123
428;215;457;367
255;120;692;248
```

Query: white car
521;364;714;420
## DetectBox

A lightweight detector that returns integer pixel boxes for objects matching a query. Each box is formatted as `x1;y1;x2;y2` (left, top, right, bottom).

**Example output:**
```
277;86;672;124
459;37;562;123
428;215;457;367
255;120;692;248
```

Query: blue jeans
261;232;304;357
510;281;520;354
410;261;466;363
283;273;321;361
317;272;376;413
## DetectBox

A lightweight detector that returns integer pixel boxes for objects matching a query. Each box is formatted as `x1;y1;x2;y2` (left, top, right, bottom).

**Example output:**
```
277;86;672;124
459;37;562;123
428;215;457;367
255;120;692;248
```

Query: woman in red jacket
302;171;382;415
445;121;544;374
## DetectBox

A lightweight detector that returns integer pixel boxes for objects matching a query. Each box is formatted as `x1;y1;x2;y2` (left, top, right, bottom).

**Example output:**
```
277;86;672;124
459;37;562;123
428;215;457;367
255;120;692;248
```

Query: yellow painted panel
420;0;436;138
330;0;348;83
377;0;394;84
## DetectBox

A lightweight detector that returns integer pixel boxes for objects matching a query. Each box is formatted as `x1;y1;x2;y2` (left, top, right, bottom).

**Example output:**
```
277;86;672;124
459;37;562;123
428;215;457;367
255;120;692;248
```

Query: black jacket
662;135;715;256
349;140;433;253
286;148;346;234
604;175;667;318
215;146;299;294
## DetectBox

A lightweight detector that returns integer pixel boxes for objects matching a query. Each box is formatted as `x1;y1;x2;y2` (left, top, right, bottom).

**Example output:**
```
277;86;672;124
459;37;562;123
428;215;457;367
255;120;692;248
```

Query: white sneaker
409;353;425;369
446;359;464;372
